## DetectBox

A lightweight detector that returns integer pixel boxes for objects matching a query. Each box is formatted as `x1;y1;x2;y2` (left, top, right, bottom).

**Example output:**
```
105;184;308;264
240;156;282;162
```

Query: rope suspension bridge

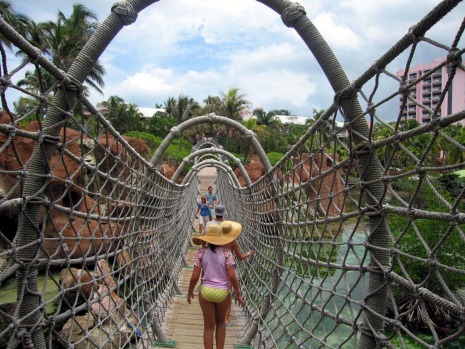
0;0;464;348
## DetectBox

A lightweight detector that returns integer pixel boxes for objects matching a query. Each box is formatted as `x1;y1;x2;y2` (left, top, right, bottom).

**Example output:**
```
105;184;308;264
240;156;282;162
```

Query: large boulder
0;112;146;259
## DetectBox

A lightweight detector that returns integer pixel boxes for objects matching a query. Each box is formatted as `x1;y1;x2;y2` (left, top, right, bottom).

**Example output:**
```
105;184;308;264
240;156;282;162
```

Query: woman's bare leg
199;293;216;349
214;294;231;349
225;301;231;325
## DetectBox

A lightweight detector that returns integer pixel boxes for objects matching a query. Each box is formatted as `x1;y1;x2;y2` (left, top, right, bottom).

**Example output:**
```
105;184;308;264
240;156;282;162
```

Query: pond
256;223;465;348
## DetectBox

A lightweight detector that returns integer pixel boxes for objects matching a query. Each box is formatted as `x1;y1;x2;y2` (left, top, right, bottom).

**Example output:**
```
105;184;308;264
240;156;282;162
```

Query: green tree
253;108;284;131
164;94;201;123
203;95;223;115
146;112;179;139
390;179;465;294
220;88;251;151
0;1;34;49
40;4;104;94
15;4;104;98
440;124;465;165
100;96;143;134
241;117;264;164
373;122;395;169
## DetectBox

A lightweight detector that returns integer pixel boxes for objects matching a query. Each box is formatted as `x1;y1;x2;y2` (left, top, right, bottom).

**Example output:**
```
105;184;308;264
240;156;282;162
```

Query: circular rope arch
182;160;241;188
149;113;272;172
172;147;252;187
191;137;224;152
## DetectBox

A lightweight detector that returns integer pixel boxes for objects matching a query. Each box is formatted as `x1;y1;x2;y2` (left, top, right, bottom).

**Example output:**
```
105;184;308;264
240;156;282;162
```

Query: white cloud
10;0;465;118
313;12;362;51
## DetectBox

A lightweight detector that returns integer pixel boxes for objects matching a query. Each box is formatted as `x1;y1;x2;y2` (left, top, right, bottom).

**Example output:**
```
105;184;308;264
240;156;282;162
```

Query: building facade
397;57;465;125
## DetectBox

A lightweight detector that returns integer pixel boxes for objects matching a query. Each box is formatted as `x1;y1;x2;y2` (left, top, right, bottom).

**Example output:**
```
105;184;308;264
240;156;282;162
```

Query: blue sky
11;0;465;118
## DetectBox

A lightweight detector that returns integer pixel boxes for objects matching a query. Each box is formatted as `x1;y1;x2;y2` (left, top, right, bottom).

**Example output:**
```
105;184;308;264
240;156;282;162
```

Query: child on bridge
187;222;245;349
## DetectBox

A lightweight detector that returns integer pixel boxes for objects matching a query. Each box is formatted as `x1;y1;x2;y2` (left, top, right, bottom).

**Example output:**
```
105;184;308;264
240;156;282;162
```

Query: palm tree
373;122;395;169
242;117;269;164
164;95;200;122
0;1;34;49
438;124;465;165
14;3;104;100
306;108;332;149
203;95;223;115
220;87;250;121
253;108;284;131
39;4;104;94
100;96;143;134
219;88;251;151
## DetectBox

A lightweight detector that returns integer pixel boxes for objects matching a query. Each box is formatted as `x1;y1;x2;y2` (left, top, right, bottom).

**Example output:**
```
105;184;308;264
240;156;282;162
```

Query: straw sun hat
192;221;242;246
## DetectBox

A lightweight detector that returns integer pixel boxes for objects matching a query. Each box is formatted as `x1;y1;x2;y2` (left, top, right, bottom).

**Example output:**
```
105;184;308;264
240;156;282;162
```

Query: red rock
0;112;140;258
160;163;177;179
60;268;94;299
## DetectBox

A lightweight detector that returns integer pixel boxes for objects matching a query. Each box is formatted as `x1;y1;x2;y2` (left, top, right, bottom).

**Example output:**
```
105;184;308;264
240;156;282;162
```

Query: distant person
205;186;218;211
196;196;211;235
187;222;245;349
206;204;226;226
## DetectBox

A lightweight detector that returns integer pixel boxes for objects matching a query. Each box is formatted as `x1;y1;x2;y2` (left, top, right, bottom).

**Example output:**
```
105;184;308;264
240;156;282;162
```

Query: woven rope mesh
0;0;464;348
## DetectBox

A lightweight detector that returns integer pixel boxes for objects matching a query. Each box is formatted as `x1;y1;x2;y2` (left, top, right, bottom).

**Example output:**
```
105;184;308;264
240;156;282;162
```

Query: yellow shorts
200;286;229;303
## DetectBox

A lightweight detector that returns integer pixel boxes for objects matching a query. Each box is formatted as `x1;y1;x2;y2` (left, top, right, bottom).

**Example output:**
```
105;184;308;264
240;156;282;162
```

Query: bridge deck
160;167;249;348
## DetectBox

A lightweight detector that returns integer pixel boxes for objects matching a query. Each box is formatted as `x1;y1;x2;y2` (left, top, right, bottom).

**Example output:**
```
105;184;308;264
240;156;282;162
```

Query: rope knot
245;129;255;140
19;330;33;349
0;74;11;94
334;85;357;104
407;25;419;43
366;102;375;115
111;2;138;26
170;126;181;137
447;47;462;68
281;3;306;28
399;80;409;96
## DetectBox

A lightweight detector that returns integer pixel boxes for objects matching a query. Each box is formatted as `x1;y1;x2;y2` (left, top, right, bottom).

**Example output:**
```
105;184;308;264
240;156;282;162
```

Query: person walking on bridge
206;205;254;327
196;195;212;235
205;186;218;211
187;222;245;349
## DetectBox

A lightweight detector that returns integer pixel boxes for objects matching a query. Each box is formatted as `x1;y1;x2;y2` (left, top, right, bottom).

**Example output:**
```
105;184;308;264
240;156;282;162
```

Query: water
258;224;465;348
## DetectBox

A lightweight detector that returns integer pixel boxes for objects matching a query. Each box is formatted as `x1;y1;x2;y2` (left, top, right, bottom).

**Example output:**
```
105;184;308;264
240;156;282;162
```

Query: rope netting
0;0;464;348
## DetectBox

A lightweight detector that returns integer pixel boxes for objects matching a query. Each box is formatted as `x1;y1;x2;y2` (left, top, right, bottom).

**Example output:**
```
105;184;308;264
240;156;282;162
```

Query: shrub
389;177;465;295
123;131;162;149
267;152;285;166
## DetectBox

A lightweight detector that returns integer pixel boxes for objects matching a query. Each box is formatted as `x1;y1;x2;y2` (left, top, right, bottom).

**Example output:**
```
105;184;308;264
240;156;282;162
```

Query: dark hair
209;243;217;253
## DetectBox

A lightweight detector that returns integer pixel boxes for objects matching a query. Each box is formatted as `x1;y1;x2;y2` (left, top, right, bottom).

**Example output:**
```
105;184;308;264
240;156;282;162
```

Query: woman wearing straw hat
187;222;245;349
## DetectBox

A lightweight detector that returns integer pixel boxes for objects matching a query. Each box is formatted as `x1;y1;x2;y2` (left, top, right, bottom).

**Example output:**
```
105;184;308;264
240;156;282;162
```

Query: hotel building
397;57;465;125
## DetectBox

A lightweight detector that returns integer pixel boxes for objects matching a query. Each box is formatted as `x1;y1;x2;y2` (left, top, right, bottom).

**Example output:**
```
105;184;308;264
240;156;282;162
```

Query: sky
10;0;465;119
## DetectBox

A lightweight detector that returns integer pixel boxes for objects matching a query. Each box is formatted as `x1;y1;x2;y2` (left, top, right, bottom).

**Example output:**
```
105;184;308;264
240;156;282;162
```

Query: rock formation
0;112;149;259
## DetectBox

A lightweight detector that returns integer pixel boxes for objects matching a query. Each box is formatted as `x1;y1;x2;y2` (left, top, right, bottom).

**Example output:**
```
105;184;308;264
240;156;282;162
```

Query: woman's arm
187;266;201;304
231;240;254;261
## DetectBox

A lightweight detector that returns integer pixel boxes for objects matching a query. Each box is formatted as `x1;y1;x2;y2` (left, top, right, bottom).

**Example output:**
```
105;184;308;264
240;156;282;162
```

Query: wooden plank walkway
159;167;249;349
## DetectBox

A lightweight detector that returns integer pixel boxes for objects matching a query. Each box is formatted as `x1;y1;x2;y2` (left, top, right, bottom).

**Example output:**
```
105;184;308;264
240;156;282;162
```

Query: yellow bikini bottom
200;285;229;303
